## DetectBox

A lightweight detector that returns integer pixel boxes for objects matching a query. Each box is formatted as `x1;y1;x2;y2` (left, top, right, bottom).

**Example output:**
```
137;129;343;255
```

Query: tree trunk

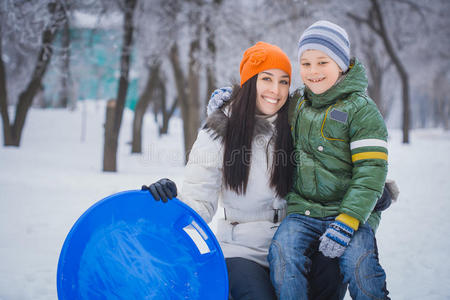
168;2;203;163
444;99;450;130
370;0;410;143
362;34;386;116
57;18;71;108
432;96;440;128
131;62;160;153
159;83;178;135
103;99;117;171
159;76;167;136
0;25;13;145
204;0;222;113
205;13;217;116
348;0;411;143
1;2;66;146
102;0;137;171
185;26;201;161
169;43;191;163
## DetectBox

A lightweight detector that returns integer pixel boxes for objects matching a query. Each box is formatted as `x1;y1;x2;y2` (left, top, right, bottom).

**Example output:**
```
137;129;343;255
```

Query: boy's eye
301;62;310;66
319;61;328;65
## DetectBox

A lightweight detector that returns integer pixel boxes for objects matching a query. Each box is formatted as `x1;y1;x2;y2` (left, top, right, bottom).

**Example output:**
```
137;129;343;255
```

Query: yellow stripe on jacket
351;152;388;162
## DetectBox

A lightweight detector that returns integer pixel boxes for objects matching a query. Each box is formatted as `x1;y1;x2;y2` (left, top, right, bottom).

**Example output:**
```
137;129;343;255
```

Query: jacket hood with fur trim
202;109;275;142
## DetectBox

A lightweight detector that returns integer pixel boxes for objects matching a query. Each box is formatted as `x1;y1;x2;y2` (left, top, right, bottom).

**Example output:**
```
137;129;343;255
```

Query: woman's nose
269;82;280;94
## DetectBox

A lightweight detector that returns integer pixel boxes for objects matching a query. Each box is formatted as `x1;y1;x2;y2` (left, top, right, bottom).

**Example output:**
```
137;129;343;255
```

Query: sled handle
182;220;211;255
175;215;217;258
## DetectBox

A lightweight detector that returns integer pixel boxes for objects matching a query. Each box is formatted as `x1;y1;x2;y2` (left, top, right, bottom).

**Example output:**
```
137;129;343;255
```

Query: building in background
42;11;139;110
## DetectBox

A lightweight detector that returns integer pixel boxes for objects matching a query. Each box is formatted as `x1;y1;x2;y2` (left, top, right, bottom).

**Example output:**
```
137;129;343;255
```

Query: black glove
374;185;392;212
141;178;177;203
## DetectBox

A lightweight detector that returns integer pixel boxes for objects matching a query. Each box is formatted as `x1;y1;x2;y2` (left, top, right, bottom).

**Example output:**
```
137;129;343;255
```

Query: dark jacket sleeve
374;185;392;212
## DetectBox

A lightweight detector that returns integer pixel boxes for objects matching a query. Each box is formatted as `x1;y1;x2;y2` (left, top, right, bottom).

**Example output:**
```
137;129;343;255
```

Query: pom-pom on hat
239;41;292;87
298;20;350;72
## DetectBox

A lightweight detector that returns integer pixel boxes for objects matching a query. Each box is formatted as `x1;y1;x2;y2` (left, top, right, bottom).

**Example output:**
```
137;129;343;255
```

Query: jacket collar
304;58;368;108
204;109;275;141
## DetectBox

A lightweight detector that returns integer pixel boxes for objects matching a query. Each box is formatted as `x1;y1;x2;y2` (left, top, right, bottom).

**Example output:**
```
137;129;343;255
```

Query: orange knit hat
239;41;292;87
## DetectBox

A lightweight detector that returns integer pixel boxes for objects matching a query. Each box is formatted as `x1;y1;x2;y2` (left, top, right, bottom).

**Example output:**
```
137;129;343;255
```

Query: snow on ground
0;101;449;299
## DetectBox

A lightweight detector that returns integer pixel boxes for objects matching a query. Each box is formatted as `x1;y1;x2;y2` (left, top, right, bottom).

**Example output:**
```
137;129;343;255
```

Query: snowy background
1;0;449;299
1;101;449;299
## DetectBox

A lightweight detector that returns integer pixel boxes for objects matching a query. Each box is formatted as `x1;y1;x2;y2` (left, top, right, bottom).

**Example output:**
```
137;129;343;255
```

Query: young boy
268;20;390;299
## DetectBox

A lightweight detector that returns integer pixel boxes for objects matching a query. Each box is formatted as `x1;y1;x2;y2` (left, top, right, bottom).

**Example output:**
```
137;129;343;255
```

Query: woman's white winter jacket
179;109;286;267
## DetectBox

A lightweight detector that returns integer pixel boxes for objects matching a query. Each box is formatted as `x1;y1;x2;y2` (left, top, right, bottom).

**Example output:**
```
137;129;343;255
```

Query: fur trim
203;109;274;142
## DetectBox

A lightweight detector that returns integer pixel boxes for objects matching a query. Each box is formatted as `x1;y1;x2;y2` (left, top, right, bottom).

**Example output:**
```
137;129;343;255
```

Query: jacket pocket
321;107;349;143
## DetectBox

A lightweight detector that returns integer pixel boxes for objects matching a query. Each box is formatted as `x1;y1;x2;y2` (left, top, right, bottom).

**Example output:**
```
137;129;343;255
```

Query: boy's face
300;49;342;95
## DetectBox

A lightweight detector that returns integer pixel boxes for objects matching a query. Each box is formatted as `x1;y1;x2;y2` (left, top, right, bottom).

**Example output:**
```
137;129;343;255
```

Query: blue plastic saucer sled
57;190;228;299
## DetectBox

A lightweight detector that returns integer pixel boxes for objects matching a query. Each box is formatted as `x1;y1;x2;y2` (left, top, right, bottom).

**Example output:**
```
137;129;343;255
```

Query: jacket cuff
336;213;360;230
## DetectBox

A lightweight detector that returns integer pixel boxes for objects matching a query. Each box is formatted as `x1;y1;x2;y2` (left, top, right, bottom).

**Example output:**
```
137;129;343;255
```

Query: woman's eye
280;80;289;85
262;77;271;81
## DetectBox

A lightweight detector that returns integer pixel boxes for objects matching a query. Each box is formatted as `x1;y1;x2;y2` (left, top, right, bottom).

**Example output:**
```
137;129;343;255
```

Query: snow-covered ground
1;101;449;299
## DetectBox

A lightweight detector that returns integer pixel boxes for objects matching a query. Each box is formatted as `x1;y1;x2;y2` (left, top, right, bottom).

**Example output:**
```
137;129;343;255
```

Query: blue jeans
268;214;389;300
226;255;346;300
226;257;276;300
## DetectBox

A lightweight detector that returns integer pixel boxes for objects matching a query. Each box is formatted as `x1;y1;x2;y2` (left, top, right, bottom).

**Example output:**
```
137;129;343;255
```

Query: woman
142;41;347;300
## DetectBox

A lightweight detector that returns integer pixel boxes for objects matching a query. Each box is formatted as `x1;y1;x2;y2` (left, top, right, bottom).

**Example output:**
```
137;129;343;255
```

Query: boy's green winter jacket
287;58;388;231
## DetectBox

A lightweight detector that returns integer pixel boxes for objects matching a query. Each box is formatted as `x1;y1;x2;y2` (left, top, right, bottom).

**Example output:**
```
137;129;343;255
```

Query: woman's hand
141;178;177;203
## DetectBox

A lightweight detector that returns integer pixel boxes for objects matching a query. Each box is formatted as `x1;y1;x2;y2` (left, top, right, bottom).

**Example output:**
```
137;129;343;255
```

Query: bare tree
0;1;67;146
131;61;160;153
432;67;450;130
103;0;137;172
169;40;201;163
158;96;178;136
56;15;71;108
415;0;450;130
151;70;178;136
348;0;413;143
163;0;204;163
203;0;223;111
128;0;181;154
352;25;392;118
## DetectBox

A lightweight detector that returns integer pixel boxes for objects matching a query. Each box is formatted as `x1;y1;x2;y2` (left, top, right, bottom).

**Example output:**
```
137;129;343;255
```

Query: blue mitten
206;87;233;116
319;219;355;258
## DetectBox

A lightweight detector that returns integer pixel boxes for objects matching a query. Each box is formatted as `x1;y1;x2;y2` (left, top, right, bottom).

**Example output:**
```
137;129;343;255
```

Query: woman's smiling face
255;68;290;116
300;49;342;94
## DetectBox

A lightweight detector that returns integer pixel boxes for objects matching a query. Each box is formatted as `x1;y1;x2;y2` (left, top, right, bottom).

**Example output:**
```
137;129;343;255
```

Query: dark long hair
223;75;294;198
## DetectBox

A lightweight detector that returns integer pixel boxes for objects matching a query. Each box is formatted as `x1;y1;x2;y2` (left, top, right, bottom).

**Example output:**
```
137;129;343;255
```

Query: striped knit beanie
298;20;350;72
240;41;292;87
